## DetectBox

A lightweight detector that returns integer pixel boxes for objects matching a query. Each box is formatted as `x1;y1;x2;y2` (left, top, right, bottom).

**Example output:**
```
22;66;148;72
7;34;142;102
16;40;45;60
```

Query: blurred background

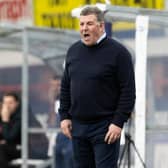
0;0;168;168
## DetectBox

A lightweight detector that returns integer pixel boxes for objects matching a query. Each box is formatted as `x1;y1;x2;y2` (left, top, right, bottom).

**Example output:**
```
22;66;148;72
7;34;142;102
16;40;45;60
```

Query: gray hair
80;6;104;22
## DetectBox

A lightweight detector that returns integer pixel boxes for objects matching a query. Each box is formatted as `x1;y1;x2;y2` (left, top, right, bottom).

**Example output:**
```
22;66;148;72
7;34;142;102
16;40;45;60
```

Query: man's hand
60;119;72;139
104;124;122;144
1;104;10;122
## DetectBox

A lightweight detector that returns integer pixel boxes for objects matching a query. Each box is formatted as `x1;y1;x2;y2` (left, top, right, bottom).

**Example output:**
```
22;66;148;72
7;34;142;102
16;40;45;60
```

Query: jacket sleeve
112;48;136;128
1;117;21;143
59;59;72;121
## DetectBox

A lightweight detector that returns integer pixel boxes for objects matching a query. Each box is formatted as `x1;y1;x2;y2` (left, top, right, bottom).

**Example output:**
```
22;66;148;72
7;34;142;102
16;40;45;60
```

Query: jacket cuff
111;114;127;128
59;112;72;122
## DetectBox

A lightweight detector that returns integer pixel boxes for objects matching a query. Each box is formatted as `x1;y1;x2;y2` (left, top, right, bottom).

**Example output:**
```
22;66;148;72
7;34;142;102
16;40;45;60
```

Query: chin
83;41;95;46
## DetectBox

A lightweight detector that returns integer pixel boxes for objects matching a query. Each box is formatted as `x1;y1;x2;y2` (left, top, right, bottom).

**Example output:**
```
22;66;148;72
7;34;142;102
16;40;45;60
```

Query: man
59;6;136;168
0;92;21;168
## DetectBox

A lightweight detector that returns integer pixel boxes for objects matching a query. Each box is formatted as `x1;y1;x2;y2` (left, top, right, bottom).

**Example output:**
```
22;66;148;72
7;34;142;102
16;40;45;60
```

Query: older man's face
80;14;104;46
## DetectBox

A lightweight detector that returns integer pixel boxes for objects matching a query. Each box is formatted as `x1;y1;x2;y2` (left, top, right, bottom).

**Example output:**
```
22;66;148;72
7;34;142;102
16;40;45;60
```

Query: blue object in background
105;22;112;37
55;132;74;168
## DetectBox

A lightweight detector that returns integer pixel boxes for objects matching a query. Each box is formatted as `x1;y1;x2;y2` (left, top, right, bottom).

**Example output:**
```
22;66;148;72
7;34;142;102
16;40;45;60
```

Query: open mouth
83;33;90;40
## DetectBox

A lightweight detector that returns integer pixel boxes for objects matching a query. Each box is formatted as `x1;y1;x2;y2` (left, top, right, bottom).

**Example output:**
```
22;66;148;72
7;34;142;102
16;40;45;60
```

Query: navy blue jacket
59;37;136;128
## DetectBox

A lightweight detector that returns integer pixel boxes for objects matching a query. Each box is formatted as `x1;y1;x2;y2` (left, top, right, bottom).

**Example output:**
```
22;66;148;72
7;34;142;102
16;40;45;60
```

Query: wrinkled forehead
79;14;98;23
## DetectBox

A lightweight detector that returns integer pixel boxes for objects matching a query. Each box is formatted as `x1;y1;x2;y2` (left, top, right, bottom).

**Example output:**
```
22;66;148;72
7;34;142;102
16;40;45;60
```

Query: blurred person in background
48;76;74;168
0;92;21;168
55;132;74;168
48;75;61;127
59;5;135;168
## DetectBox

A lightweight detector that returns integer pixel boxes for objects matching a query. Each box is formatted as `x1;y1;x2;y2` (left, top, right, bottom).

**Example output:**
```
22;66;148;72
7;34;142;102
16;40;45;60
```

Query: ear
99;22;105;31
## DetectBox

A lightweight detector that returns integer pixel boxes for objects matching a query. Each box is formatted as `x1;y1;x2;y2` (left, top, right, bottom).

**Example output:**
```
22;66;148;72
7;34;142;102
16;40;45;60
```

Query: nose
82;24;88;31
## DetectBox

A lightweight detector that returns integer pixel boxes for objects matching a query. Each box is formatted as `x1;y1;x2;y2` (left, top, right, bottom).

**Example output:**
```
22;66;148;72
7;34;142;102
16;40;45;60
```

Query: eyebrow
80;21;95;24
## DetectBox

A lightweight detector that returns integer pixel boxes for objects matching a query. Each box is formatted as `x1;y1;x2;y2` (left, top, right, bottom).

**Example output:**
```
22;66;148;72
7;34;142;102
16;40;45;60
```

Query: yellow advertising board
111;0;164;9
33;0;83;29
33;0;164;30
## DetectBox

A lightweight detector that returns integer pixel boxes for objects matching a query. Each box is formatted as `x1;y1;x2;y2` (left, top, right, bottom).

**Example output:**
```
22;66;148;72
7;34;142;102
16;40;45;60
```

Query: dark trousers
0;144;20;168
72;119;120;168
